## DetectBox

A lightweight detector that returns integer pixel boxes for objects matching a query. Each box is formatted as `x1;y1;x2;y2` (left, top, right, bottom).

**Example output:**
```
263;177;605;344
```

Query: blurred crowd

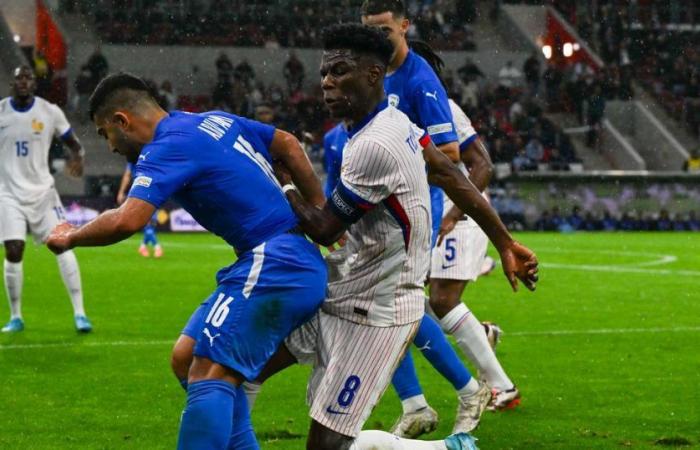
553;1;700;137
60;0;477;50
533;206;700;232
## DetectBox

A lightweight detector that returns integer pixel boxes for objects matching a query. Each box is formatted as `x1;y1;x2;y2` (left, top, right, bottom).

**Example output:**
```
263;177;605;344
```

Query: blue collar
10;98;35;112
347;99;389;139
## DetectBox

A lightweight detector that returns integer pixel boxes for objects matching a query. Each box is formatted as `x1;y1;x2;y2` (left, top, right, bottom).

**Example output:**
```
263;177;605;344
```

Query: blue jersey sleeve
127;142;199;208
323;132;342;198
410;78;458;146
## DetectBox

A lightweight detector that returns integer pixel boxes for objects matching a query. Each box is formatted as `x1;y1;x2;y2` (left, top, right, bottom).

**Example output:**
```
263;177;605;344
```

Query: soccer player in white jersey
0;66;91;333
412;41;523;412
260;24;538;450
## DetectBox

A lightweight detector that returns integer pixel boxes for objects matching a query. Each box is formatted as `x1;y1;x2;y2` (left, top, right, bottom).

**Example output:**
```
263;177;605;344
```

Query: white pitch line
0;339;173;351
507;326;700;337
541;262;700;277
3;327;700;351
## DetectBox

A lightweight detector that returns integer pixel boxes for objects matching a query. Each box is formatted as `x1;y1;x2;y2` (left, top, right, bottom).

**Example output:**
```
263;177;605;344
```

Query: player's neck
388;42;409;74
347;91;384;130
11;96;34;111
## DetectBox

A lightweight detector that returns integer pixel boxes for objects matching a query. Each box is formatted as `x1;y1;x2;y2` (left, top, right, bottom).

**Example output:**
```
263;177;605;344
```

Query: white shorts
0;189;65;243
430;219;489;281
285;310;419;437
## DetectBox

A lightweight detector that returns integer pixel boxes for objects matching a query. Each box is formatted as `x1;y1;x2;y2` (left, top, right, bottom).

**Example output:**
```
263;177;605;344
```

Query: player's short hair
409;40;447;90
360;0;406;17
322;24;394;68
89;73;156;121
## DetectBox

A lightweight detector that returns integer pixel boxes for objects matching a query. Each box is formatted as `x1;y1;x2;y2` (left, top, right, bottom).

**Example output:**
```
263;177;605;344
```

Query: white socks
56;251;85;317
457;376;480;399
351;430;447;450
4;260;23;319
440;303;513;391
242;381;261;412
400;394;429;414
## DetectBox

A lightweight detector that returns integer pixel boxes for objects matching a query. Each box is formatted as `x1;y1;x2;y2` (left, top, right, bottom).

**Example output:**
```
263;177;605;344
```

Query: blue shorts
182;233;327;381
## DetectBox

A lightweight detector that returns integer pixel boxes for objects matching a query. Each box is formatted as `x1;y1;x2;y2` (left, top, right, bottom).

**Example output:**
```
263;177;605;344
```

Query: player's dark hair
361;0;406;17
409;39;448;91
322;24;394;68
89;72;155;121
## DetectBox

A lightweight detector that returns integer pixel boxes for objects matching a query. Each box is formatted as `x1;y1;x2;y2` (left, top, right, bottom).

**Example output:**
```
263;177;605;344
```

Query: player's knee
4;241;25;263
429;289;459;313
171;335;195;380
307;422;354;450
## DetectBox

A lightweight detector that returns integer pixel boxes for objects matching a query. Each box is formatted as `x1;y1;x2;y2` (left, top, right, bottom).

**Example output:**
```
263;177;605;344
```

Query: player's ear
399;17;410;36
367;64;383;86
112;111;130;129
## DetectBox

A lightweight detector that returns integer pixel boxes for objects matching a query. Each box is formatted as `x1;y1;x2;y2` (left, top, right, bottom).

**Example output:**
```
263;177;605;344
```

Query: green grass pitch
0;232;698;449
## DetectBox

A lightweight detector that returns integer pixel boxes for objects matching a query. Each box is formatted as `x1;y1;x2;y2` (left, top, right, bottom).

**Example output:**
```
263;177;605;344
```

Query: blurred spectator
33;50;53;99
498;60;522;88
601;211;617;231
581;212;600;231
254;103;275;124
523;51;541;96
160;81;177;111
234;58;255;87
586;84;606;148
457;57;483;84
567;206;584;230
86;45;109;85
682;148;700;172
688;211;700;231
73;65;94;123
284;51;305;93
215;52;234;83
535;210;555;231
656;210;673;231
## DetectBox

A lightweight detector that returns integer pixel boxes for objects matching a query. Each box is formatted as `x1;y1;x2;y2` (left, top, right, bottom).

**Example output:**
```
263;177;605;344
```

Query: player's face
11;67;36;99
361;12;408;58
320;50;370;120
95;115;144;164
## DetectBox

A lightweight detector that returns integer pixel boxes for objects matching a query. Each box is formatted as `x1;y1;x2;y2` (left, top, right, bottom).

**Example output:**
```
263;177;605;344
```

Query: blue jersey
384;50;458;244
322;123;348;197
128;111;298;254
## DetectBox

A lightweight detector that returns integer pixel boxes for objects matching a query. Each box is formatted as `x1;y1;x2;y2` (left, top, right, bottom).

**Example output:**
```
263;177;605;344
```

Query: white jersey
324;105;432;327
443;99;484;216
0;97;71;205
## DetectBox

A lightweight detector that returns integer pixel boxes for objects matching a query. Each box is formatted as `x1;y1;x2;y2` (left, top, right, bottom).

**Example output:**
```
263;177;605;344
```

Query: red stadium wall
544;7;603;70
36;0;67;105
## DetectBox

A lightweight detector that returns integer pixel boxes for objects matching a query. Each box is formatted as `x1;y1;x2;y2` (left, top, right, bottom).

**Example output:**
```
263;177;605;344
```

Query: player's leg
179;235;326;448
305;312;419;449
1;201;28;332
2;240;25;332
35;192;91;331
351;430;479;450
390;351;439;437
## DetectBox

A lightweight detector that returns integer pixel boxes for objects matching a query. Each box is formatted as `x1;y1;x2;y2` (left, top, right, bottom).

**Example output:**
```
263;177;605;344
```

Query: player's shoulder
405;51;443;86
352;106;413;152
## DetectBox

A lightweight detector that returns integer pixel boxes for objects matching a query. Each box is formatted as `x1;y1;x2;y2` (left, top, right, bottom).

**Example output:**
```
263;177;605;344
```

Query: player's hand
272;160;293;186
46;222;76;254
66;155;84;178
436;216;458;246
498;240;538;292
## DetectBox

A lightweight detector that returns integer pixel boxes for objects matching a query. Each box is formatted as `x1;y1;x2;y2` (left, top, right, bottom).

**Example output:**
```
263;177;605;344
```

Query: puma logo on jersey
138;152;150;161
416;340;431;351
425;90;438;101
203;327;221;346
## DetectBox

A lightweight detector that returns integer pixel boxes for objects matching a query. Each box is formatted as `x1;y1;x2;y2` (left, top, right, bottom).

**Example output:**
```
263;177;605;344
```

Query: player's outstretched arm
274;162;347;246
46;198;155;253
116;166;132;205
269;130;326;208
423;142;538;291
61;132;85;178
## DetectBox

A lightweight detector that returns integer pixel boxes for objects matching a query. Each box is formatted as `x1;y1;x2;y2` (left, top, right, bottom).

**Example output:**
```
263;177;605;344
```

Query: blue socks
177;380;259;450
392;315;473;402
143;224;158;246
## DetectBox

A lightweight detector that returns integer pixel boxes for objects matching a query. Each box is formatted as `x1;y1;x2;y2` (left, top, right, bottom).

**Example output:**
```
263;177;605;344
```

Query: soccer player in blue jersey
116;163;163;258
45;73;328;449
322;123;348;198
361;0;492;435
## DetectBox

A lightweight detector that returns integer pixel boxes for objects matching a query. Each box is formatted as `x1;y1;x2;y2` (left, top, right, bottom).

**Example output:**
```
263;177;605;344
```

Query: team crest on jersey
31;119;44;134
388;94;400;108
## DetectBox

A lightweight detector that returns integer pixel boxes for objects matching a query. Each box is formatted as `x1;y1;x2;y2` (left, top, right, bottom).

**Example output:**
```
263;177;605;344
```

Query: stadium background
0;1;698;449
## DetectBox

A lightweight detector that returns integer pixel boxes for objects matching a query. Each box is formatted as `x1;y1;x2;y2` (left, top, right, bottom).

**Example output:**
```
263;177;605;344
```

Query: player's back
323;123;348;196
0;96;71;204
325;104;431;327
129;111;298;255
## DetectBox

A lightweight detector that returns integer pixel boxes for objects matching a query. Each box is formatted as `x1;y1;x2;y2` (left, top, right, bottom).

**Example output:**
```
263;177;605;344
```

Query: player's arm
274;160;346;245
46;198;155;253
423;141;538;291
268;129;326;208
60;131;85;177
438;137;494;243
116;166;132;205
414;79;460;162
